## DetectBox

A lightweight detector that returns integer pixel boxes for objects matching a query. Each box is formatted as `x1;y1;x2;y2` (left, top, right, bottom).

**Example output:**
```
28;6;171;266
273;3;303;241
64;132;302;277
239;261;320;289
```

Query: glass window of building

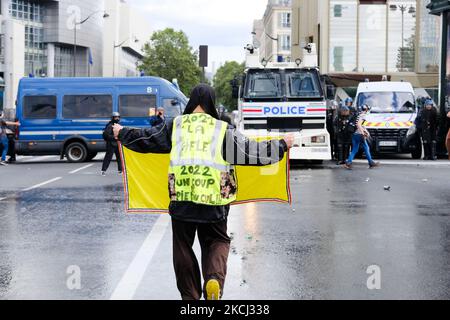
10;0;47;76
329;0;357;72
278;34;291;52
63;95;113;119
418;0;440;73
279;12;291;28
358;4;387;72
55;46;75;77
387;0;416;72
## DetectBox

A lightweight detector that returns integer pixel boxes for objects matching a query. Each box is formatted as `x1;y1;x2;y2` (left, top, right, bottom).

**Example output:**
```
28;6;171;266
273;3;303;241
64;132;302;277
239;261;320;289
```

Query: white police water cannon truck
232;44;334;161
355;80;422;159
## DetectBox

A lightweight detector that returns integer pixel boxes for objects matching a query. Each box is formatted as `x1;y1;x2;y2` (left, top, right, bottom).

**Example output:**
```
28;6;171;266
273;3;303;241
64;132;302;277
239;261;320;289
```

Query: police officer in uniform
420;99;438;161
334;105;355;165
101;112;123;175
114;84;294;300
327;101;338;160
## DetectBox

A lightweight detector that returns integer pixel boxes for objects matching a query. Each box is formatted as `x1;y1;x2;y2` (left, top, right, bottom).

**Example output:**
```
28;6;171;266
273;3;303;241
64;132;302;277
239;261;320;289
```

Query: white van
355;81;422;159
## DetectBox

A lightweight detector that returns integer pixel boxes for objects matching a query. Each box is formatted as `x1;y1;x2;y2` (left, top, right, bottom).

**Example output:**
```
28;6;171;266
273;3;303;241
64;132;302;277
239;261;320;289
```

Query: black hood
184;84;219;120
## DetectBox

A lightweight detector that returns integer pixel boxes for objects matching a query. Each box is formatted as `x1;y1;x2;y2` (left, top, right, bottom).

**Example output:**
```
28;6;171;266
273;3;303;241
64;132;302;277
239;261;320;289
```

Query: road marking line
110;214;171;300
22;156;59;163
22;177;62;192
0;197;6;201
69;164;94;174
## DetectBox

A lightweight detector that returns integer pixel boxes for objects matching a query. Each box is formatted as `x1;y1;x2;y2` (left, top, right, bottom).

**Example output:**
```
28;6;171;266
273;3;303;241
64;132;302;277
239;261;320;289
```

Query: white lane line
22;177;62;192
22;156;59;163
0;197;6;201
110;214;171;300
69;164;94;174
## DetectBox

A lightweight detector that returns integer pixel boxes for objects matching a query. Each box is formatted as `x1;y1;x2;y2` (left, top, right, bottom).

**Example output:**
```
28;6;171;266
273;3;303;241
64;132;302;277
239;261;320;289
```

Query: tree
140;28;201;95
396;33;415;72
213;61;245;111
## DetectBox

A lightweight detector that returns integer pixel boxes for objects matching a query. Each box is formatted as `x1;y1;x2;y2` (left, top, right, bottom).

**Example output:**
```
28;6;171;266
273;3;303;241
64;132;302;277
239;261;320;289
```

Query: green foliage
139;28;202;95
396;34;415;72
213;61;245;111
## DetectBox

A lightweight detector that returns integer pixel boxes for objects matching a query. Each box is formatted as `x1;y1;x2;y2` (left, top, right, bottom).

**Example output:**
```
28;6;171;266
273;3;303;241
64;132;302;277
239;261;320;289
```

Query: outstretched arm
223;128;293;166
114;121;172;154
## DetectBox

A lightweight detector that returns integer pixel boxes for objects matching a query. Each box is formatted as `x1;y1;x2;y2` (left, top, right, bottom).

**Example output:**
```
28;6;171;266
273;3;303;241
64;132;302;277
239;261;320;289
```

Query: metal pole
113;45;116;77
74;25;77;77
438;12;449;156
401;8;405;71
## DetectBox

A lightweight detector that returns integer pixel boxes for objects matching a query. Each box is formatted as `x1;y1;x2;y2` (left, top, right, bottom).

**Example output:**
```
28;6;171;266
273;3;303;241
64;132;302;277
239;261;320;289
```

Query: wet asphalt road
0;155;449;300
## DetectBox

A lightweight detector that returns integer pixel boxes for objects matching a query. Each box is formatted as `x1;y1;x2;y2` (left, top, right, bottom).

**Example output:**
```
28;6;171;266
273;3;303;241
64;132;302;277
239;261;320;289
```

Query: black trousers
8;138;16;161
172;218;231;300
101;142;122;172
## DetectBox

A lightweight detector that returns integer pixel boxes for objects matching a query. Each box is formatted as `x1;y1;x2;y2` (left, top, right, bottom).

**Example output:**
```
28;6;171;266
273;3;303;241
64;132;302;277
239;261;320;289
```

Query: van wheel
66;142;88;163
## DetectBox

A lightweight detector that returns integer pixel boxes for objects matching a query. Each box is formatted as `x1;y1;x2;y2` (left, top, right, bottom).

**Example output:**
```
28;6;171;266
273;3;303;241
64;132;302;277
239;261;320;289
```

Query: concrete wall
103;0;150;77
44;0;105;77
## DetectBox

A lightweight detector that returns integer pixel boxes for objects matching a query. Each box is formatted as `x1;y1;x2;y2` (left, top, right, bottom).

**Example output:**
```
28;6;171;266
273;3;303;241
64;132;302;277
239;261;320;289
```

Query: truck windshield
286;70;322;98
357;92;416;113
245;71;282;99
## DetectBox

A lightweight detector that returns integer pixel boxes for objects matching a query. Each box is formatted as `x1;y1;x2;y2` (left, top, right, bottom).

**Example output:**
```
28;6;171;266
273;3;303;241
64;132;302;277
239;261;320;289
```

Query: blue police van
15;77;187;162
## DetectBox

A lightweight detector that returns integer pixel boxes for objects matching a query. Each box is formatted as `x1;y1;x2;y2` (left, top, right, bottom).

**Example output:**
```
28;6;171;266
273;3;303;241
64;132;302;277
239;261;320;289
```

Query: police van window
286;70;322;98
23;96;57;119
119;95;156;118
163;99;182;118
245;71;282;99
63;95;112;119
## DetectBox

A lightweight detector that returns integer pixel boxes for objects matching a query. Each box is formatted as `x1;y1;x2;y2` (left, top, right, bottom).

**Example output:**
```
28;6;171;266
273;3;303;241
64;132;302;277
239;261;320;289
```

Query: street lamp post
113;37;139;77
73;11;109;77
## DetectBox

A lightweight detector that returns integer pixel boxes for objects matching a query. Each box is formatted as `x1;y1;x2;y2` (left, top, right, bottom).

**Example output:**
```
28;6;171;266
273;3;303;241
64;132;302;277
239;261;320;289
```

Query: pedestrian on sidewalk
419;99;438;161
344;105;380;170
101;112;123;176
114;84;294;300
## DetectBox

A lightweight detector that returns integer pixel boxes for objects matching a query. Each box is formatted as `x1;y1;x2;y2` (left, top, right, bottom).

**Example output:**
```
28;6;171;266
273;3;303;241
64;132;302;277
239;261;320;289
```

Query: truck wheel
412;148;422;160
66;142;88;163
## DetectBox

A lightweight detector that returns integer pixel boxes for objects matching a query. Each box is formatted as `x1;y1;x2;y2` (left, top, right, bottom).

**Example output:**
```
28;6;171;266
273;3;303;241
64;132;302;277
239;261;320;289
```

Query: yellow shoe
205;279;221;300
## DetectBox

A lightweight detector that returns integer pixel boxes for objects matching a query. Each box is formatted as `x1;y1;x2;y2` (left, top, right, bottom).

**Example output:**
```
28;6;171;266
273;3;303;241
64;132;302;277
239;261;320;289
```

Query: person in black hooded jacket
101;112;123;175
114;84;294;300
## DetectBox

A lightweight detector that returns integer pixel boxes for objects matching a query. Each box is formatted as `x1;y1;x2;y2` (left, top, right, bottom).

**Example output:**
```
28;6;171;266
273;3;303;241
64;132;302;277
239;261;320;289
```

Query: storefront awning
327;73;391;88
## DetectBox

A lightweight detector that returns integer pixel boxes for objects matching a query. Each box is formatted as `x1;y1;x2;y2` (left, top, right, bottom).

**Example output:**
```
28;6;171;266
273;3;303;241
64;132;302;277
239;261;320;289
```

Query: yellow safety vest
168;114;237;206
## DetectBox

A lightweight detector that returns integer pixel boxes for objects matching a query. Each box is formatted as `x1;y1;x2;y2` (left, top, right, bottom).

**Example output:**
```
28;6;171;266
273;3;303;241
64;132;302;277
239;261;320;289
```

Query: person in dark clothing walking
113;84;294;300
419;99;438;160
334;105;355;165
101;112;123;176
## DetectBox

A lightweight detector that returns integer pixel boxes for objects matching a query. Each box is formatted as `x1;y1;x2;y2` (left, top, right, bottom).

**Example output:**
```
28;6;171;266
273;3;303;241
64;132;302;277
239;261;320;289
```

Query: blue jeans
1;136;8;161
347;133;373;165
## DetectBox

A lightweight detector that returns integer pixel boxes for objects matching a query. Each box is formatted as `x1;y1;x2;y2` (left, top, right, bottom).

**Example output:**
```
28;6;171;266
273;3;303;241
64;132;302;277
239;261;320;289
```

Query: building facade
0;0;150;115
291;0;440;90
255;0;293;62
103;0;149;78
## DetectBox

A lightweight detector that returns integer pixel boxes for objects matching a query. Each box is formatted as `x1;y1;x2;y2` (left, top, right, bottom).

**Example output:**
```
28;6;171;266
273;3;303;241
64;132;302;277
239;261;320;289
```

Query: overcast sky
126;0;267;73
